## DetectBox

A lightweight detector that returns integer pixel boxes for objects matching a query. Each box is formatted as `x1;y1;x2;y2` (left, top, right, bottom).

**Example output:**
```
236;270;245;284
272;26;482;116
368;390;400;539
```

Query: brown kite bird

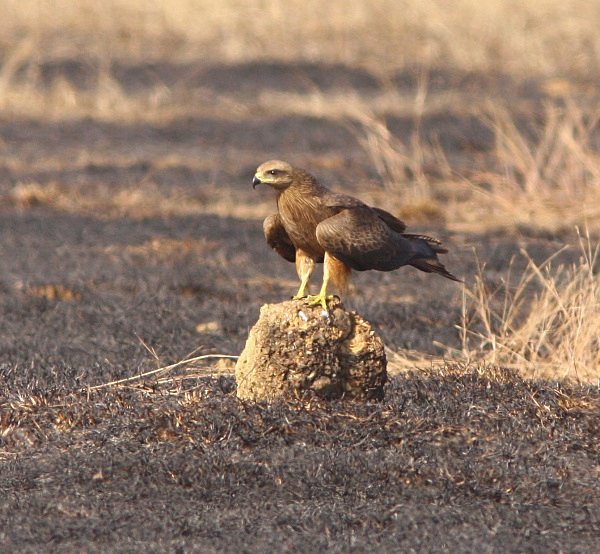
253;160;460;308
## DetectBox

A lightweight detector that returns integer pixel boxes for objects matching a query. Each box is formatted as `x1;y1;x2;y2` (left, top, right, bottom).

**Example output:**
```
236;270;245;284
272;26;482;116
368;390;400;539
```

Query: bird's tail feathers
410;258;462;282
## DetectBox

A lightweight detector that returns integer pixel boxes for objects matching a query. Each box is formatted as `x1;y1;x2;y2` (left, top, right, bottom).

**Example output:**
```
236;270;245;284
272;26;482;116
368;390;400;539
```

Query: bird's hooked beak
252;175;262;189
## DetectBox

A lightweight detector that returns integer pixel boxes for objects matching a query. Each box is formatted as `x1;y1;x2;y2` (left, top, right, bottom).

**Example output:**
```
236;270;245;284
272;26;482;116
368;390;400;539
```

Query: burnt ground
1;370;599;553
0;60;599;552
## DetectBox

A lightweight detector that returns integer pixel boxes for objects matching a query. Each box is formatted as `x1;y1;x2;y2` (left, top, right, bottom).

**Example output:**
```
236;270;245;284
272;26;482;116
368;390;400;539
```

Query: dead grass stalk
468;101;600;232
458;229;600;381
88;354;238;391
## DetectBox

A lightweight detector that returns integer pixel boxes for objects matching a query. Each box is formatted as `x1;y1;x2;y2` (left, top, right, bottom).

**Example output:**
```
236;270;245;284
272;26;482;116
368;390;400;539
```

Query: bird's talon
305;294;334;310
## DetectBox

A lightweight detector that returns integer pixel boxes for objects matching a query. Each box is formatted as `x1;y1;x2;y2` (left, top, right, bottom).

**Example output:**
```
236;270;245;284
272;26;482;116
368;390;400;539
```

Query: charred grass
1;366;599;552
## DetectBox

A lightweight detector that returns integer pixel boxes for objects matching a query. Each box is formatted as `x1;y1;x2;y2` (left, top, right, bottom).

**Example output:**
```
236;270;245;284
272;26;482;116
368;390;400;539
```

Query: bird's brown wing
322;192;407;233
370;207;407;233
315;207;412;271
322;191;366;209
316;206;460;280
263;213;296;262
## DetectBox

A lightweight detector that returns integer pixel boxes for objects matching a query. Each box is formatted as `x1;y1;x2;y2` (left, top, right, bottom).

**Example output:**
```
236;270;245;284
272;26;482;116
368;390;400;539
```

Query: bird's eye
268;170;277;176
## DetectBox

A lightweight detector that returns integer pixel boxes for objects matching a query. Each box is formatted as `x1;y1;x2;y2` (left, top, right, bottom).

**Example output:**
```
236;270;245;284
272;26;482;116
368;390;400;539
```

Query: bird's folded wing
322;191;367;209
263;213;296;262
370;207;407;233
323;192;407;233
316;207;413;271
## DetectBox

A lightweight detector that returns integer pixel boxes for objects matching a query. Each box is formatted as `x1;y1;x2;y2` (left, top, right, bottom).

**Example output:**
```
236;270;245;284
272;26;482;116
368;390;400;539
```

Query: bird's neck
278;171;323;201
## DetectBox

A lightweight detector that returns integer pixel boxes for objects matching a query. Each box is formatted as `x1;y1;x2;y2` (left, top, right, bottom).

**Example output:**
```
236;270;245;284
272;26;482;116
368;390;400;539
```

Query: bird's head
252;160;295;191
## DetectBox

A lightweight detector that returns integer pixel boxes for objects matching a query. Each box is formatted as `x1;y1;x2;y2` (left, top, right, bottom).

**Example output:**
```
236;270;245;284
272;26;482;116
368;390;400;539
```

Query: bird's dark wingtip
411;258;462;282
446;271;463;283
436;266;463;283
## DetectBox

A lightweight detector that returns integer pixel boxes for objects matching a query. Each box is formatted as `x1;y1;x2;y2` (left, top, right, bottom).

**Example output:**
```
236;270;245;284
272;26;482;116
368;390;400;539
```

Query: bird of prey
252;160;460;308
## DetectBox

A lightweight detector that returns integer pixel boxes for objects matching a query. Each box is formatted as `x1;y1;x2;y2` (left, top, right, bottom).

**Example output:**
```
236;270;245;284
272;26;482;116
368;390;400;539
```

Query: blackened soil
1;368;599;553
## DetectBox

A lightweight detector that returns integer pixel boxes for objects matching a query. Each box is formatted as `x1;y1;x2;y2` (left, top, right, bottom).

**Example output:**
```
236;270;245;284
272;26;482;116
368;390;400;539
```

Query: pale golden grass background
1;0;599;381
3;0;600;74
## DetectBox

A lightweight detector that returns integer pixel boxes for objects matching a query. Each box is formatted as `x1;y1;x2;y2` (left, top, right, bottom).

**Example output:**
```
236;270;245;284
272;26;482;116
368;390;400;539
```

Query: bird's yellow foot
292;282;309;301
306;293;335;310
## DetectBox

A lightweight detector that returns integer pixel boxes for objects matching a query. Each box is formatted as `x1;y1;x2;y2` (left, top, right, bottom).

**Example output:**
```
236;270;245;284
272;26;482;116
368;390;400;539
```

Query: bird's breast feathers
277;190;331;257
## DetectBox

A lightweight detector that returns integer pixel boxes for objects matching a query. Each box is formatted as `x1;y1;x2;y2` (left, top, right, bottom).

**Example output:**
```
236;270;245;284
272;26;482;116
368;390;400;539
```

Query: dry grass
462;101;600;233
7;180;204;216
1;1;600;119
6;179;270;220
2;0;600;74
343;89;453;224
341;94;600;234
390;231;600;382
86;353;238;395
456;229;600;382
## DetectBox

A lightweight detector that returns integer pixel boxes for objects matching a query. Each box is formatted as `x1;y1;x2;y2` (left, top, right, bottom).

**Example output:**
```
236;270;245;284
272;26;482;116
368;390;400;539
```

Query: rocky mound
235;298;387;401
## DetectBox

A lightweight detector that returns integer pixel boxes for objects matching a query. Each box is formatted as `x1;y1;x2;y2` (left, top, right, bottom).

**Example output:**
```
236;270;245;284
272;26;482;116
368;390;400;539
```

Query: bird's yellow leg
306;252;335;309
292;250;314;300
293;274;310;300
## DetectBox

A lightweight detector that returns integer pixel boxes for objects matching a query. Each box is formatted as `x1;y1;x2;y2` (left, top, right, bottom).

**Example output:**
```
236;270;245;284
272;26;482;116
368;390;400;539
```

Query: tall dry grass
0;1;599;122
1;0;599;74
348;72;440;202
0;1;597;235
464;101;600;233
456;229;599;381
344;94;600;234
